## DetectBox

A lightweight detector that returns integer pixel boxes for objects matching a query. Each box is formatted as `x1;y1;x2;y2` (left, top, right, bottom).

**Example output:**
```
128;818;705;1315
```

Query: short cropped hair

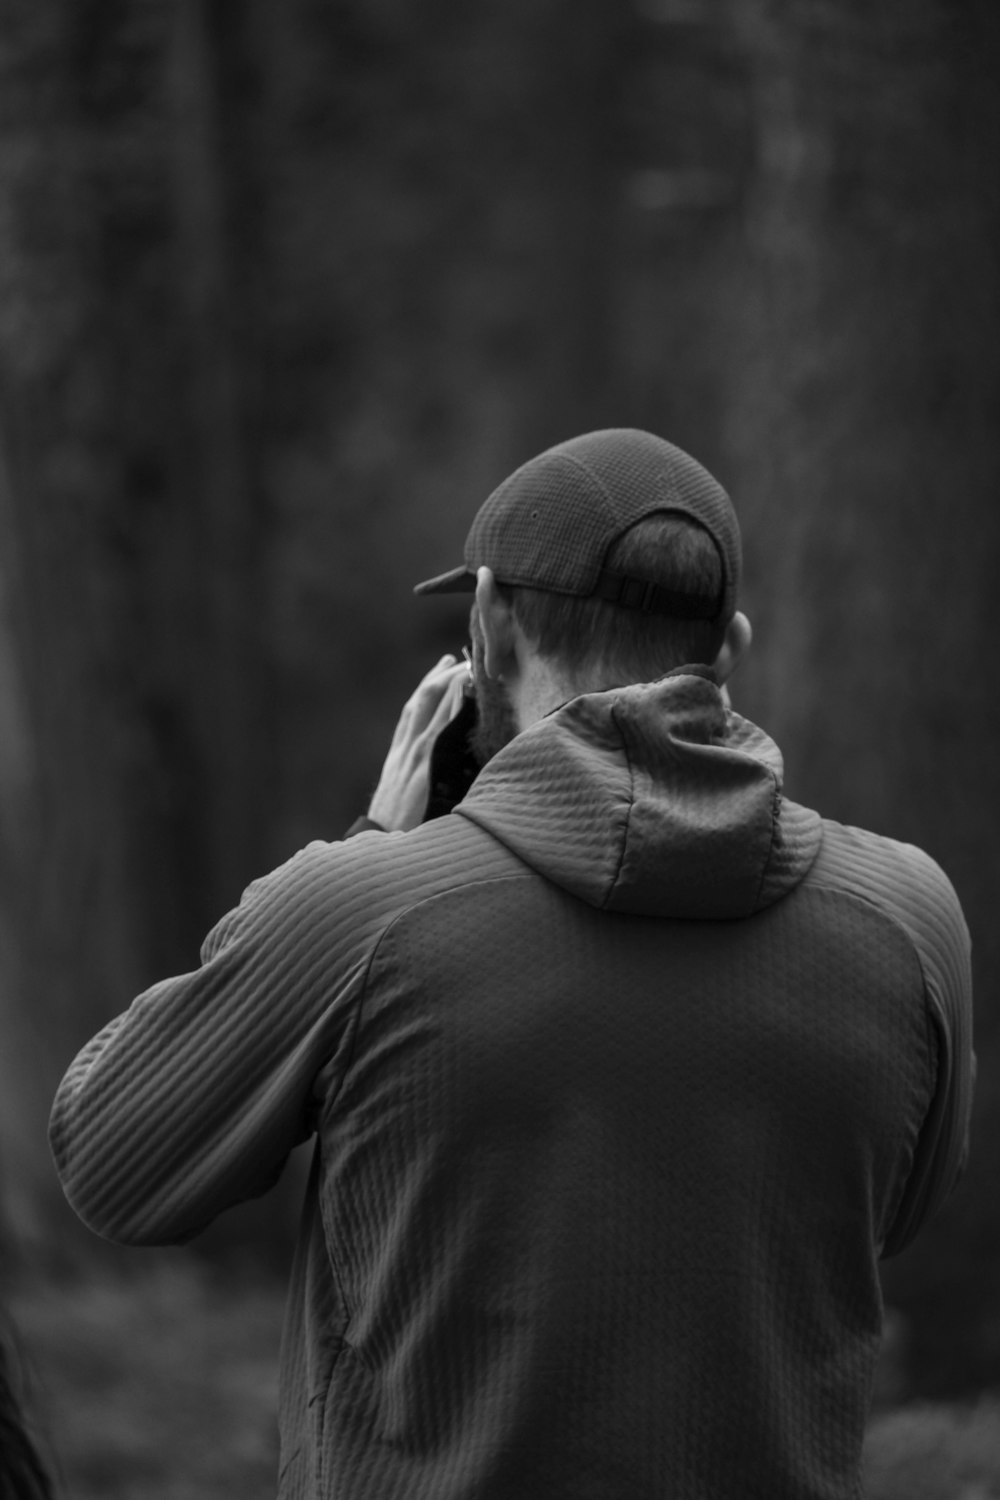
501;512;727;689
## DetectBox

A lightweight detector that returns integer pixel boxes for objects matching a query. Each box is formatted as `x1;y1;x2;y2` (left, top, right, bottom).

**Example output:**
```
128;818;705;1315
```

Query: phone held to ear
422;686;480;821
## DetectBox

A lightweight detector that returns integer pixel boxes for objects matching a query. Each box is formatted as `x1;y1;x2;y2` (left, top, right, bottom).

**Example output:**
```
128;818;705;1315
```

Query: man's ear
713;610;752;685
474;567;519;680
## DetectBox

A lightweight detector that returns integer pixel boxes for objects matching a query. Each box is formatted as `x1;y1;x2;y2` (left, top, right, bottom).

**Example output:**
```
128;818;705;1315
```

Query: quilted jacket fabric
50;670;973;1499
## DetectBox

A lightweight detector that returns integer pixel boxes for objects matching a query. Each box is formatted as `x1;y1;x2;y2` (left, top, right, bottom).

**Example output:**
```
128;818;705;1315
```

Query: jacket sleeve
880;845;975;1258
49;841;373;1246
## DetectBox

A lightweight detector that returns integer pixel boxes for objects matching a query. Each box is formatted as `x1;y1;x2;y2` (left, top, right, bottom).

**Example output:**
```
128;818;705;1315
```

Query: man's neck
510;654;609;733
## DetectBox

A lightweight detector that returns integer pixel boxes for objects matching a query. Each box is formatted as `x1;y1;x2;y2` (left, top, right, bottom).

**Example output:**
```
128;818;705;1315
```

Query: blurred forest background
1;0;999;1493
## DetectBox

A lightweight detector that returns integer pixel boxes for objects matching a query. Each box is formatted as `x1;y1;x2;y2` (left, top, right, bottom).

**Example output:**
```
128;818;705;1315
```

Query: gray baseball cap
414;428;740;621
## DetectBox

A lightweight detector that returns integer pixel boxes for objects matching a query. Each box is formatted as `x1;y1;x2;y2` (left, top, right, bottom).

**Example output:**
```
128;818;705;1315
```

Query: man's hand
367;655;472;832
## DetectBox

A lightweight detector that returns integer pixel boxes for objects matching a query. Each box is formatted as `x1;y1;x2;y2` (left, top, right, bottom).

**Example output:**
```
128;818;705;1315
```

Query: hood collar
457;670;821;920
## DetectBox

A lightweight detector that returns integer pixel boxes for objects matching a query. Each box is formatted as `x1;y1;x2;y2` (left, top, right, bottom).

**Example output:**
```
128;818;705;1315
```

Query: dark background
0;0;997;1406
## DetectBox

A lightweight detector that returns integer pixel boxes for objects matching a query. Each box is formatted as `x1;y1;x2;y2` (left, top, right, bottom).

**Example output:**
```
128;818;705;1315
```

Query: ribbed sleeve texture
808;821;974;1255
49;821;521;1246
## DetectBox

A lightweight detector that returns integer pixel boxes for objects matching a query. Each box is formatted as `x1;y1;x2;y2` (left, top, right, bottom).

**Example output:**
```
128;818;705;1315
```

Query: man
51;429;973;1499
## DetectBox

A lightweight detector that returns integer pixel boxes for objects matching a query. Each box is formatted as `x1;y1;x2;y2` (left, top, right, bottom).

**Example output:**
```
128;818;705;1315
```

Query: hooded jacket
50;671;973;1500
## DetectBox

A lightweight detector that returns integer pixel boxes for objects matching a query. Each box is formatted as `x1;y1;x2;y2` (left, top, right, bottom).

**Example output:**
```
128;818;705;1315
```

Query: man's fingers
367;655;472;832
409;675;469;759
429;662;470;723
406;657;468;734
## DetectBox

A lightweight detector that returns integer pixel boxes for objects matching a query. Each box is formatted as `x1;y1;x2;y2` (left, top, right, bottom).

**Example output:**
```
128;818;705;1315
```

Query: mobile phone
422;686;480;821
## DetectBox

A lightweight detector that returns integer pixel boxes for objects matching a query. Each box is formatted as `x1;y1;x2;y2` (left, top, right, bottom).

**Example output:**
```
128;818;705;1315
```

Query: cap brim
413;565;477;596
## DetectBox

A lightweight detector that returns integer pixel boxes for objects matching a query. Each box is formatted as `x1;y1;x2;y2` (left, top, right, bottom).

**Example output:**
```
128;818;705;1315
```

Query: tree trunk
0;0;272;1257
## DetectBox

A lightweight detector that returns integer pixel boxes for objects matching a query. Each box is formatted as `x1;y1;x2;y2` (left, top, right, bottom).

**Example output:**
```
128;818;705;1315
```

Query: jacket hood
457;669;822;919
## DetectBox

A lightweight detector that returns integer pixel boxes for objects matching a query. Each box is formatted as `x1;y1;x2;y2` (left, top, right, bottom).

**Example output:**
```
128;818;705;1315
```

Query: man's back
267;677;969;1498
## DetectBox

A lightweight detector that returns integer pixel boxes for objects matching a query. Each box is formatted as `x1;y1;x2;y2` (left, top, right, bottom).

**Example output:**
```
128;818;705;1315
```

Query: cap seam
548;452;626;526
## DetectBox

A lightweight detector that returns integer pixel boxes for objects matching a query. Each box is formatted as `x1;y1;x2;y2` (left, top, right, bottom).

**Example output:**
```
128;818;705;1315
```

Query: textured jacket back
279;818;942;1500
50;674;972;1500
